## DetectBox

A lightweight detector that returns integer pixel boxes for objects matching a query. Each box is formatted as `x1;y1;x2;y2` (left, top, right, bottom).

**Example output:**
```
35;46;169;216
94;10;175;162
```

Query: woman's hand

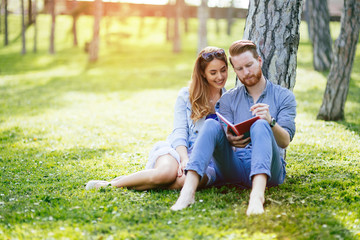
178;156;189;177
226;127;250;148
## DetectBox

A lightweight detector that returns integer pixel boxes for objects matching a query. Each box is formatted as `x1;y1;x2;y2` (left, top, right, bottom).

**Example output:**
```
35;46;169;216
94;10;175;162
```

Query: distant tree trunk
243;0;303;90
21;0;26;54
28;0;32;26
317;0;360;121
4;0;8;46
0;0;2;34
33;0;37;52
197;0;208;53
306;0;332;71
49;0;55;54
183;1;189;34
165;0;172;41
215;7;220;35
71;0;78;46
89;0;102;62
173;0;182;53
227;0;234;36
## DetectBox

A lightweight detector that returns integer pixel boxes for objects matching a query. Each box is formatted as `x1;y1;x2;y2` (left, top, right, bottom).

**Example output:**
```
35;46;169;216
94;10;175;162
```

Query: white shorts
145;141;180;169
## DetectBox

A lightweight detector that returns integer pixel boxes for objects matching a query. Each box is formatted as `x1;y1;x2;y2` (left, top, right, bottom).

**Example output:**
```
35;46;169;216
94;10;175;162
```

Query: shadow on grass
0;46;191;119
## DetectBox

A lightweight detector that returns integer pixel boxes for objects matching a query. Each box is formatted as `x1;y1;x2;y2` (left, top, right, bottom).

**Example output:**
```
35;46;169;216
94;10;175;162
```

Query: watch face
270;118;276;127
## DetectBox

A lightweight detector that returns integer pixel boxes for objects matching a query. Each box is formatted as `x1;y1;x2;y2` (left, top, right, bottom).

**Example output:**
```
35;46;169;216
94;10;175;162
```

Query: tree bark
306;0;332;71
243;0;303;90
33;0;37;52
49;0;55;54
173;0;182;53
317;0;360;121
89;0;102;62
197;0;208;53
21;0;26;54
4;0;8;46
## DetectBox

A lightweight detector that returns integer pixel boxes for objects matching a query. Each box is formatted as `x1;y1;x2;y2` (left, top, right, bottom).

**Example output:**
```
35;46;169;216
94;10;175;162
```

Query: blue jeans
185;119;286;189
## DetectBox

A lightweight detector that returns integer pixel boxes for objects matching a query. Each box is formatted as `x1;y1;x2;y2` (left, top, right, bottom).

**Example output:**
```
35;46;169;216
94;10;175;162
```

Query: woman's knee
151;156;178;185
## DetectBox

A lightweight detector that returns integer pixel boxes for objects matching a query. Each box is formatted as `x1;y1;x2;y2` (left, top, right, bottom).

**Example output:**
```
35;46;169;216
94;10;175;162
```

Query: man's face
231;51;262;87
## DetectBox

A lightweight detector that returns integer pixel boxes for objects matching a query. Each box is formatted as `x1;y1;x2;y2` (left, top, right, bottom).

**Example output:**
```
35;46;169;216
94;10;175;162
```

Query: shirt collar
243;78;271;98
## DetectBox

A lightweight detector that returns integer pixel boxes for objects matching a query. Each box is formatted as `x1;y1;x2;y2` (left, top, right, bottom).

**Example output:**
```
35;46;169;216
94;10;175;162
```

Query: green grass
0;14;360;240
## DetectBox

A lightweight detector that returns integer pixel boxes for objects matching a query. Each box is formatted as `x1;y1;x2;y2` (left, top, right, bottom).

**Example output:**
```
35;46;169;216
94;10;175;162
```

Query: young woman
85;46;228;190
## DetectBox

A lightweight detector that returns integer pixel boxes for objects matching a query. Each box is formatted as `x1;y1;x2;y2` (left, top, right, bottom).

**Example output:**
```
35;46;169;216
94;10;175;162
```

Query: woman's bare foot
85;180;110;190
246;193;265;216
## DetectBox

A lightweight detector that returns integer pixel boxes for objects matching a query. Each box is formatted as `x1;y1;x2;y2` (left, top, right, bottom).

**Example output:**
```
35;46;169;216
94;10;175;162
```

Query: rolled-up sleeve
277;91;297;141
168;88;189;149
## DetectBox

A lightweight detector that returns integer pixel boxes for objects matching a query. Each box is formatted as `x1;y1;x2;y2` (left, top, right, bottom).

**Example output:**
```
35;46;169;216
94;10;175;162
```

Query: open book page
216;112;260;137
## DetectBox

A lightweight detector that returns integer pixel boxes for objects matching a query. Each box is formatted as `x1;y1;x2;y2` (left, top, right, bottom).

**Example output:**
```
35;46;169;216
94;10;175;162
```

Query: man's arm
250;103;290;148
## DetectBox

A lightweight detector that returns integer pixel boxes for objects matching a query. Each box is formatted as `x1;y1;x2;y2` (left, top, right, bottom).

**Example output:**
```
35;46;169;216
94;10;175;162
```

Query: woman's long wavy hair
189;47;228;122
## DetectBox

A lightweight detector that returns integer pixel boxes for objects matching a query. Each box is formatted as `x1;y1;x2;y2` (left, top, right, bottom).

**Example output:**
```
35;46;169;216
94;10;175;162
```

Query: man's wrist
270;117;276;128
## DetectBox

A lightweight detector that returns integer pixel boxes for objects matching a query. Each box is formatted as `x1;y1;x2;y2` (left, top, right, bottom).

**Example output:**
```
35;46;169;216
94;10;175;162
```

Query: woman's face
203;58;228;91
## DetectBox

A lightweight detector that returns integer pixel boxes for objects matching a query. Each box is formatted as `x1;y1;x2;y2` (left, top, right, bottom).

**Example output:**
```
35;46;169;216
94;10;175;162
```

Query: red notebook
216;112;260;138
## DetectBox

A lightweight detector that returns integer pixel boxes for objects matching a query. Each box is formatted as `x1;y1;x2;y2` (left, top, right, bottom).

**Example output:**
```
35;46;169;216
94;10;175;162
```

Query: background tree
49;0;56;54
0;0;2;34
165;0;173;42
317;0;360;121
89;0;102;62
21;0;26;54
197;0;208;53
4;0;8;46
306;0;332;71
71;0;79;46
33;0;37;52
227;0;234;36
28;0;32;26
242;0;303;90
173;0;183;53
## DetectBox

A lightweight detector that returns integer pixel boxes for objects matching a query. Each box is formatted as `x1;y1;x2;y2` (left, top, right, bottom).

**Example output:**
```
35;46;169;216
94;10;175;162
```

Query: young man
171;40;296;215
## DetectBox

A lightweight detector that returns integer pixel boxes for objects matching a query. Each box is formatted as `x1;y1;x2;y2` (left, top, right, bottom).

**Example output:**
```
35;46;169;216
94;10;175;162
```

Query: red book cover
216;112;260;137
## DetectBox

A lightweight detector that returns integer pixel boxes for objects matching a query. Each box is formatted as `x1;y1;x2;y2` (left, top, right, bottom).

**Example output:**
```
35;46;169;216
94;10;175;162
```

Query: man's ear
258;56;263;67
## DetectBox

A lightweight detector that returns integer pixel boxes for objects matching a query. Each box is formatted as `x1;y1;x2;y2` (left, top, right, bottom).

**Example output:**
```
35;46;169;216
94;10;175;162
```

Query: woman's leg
109;154;179;190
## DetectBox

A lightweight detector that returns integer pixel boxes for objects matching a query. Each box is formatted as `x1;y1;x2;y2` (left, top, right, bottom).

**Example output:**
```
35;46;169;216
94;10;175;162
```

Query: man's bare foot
170;191;195;211
246;194;265;216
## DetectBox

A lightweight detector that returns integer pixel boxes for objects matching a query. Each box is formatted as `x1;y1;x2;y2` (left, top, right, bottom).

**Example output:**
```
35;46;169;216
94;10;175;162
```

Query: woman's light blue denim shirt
167;87;226;152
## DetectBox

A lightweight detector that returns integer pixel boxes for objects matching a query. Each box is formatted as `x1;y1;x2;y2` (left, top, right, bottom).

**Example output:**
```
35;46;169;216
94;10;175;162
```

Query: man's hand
226;127;250;148
250;103;271;123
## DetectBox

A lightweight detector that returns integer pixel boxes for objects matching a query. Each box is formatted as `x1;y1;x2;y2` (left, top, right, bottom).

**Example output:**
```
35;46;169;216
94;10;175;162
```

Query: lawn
0;14;359;240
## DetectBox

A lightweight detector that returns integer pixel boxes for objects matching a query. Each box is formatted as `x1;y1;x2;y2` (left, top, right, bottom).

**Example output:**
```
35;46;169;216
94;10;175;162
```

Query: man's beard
239;66;262;87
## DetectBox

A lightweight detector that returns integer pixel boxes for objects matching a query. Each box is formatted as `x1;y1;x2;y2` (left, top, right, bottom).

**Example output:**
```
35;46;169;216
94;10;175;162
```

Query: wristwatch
270;117;276;128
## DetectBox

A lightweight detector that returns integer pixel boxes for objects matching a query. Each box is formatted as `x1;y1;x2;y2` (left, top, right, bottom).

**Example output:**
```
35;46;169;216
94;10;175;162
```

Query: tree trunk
28;0;32;26
197;0;208;53
4;0;8;46
317;0;360;121
33;0;37;52
71;0;78;46
227;0;234;36
306;0;332;71
21;0;26;54
89;0;102;62
165;0;172;41
243;0;303;90
215;7;220;35
0;0;2;34
49;0;55;54
173;0;182;53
